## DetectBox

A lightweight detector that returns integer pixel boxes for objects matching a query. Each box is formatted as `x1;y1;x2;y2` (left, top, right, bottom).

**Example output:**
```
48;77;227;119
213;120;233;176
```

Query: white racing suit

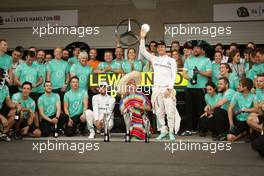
85;94;116;133
139;39;181;134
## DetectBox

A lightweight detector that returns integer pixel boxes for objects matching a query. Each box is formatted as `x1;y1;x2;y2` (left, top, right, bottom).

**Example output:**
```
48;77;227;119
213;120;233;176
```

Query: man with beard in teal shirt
181;41;212;136
39;81;67;137
209;77;236;140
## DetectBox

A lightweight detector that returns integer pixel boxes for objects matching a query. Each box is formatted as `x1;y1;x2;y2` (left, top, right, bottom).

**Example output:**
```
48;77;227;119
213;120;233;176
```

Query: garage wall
0;0;263;49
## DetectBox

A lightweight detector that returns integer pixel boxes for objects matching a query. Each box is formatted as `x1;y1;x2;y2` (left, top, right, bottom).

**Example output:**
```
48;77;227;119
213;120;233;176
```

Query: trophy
103;109;112;142
53;124;58;138
123;108;132;142
142;115;150;143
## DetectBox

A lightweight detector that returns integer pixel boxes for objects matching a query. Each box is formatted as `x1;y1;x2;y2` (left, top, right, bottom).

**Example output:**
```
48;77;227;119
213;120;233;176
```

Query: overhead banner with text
214;3;264;21
0;10;78;28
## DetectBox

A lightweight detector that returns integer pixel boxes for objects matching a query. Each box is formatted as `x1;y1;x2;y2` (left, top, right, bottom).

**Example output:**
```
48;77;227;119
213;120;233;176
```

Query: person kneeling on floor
227;78;255;142
12;82;41;138
85;82;115;139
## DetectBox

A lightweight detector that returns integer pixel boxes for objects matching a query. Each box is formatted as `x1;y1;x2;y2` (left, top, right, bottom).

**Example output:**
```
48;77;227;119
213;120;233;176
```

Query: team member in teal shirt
246;48;264;81
122;48;142;74
39;81;66;137
0;68;21;141
14;51;43;103
181;42;212;136
227;78;256;142
200;81;221;137
247;63;264;81
208;77;236;140
64;76;88;136
14;52;42;92
68;47;81;66
211;51;222;86
46;48;70;104
0;39;12;83
183;55;212;88
112;46;124;66
34;50;46;96
219;63;239;90
70;51;93;91
247;74;264;134
95;50;122;73
12;82;41;138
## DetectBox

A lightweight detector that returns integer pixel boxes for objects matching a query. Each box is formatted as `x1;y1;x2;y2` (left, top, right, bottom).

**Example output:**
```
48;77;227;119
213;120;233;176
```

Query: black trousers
199;107;229;135
185;88;205;131
199;115;217;134
252;135;264;158
40;114;67;137
64;114;87;137
214;108;229;135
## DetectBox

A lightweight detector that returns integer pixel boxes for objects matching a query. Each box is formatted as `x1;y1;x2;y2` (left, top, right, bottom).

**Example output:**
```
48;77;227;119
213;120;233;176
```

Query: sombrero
188;39;213;58
117;71;142;95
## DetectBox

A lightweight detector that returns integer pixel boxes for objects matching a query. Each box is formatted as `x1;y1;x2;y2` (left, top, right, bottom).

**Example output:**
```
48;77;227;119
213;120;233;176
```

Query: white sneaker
88;133;95;139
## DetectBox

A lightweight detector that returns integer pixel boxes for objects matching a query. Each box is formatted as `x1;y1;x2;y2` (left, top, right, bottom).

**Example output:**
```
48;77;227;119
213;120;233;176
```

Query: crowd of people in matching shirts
0;38;263;156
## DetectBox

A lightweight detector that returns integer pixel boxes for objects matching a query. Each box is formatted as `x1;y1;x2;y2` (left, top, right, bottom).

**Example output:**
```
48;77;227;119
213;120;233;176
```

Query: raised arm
139;30;156;63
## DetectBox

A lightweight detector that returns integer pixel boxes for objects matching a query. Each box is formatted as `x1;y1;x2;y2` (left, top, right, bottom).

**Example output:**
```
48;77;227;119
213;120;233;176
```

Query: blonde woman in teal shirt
122;48;142;74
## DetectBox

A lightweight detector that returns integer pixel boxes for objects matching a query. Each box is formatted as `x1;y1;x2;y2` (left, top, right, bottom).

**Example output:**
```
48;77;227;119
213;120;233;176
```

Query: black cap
188;40;213;57
156;40;166;47
183;41;193;49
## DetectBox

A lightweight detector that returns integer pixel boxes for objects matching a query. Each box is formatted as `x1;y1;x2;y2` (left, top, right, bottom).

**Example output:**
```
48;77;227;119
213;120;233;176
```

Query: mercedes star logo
115;18;141;46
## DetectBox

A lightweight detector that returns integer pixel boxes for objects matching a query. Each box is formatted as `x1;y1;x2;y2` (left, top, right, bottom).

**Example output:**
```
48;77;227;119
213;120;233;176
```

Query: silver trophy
103;109;112;142
123;108;132;142
142;115;150;143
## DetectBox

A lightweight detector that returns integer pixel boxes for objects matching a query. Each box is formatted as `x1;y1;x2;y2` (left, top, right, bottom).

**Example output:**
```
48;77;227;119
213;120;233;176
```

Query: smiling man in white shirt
85;82;115;139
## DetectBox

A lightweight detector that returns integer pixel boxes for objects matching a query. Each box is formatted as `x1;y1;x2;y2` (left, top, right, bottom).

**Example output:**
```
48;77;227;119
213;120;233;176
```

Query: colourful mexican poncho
120;92;151;140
